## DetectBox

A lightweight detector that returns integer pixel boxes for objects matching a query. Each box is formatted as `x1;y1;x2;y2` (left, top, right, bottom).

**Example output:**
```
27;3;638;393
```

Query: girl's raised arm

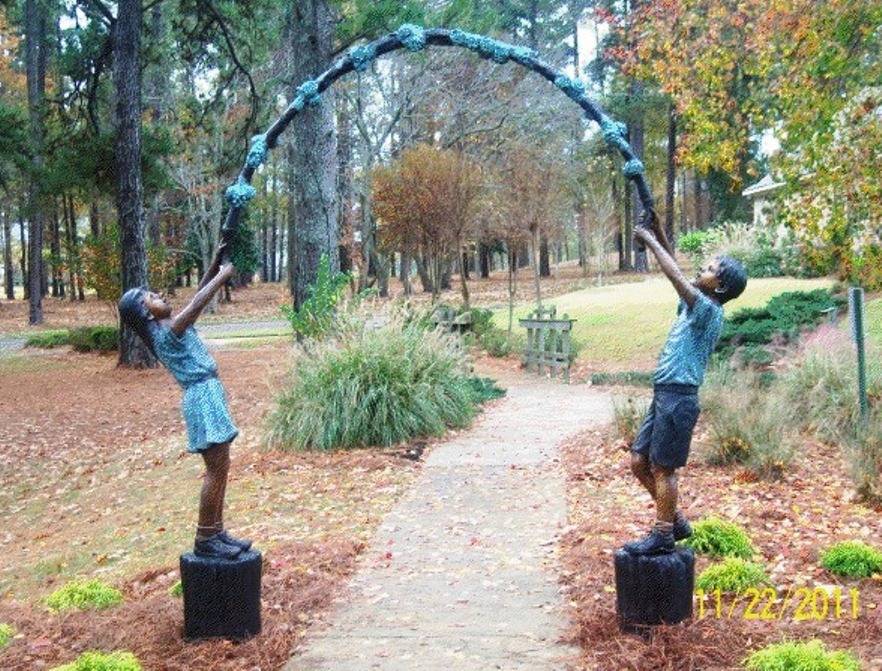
197;242;230;292
171;262;236;336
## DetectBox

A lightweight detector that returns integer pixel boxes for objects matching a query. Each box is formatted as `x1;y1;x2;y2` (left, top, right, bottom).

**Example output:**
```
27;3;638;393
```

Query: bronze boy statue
624;224;747;555
118;243;250;561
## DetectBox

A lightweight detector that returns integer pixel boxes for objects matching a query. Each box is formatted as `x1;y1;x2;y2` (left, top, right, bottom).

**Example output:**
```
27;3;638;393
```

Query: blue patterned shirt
152;325;218;388
653;292;724;387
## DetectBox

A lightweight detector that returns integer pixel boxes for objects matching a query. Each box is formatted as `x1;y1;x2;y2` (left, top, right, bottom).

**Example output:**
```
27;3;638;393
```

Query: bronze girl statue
119;243;250;560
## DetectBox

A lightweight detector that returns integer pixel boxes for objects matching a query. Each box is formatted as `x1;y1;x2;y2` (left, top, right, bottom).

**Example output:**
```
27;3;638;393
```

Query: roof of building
742;174;785;198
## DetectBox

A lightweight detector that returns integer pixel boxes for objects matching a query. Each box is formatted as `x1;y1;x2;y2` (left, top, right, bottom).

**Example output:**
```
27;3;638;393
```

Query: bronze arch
220;24;657;247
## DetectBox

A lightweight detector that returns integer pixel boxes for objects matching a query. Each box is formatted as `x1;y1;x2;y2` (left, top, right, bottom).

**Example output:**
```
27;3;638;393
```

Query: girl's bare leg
197;442;230;539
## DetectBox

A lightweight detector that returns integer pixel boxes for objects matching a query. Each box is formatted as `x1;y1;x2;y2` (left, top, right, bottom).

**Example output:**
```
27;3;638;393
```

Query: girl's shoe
673;516;693;541
217;530;252;551
194;534;242;561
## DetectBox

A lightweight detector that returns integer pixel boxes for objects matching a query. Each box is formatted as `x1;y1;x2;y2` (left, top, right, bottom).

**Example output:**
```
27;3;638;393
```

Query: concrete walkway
288;373;613;671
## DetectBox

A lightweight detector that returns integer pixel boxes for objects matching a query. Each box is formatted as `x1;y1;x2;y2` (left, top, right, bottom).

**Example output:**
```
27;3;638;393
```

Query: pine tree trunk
531;226;542;308
479;242;490;279
694;173;704;230
114;0;155;368
415;253;433;294
629;109;648;273
665;105;677;248
288;0;339;310
65;195;77;301
50;203;61;297
270;156;278;281
539;234;550;277
19;207;27;300
3;208;13;299
680;171;688;232
25;0;46;324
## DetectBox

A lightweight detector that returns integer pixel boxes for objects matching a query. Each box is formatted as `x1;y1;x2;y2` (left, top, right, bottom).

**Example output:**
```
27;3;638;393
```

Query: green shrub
461;307;494;336
45;579;123;612
25;327;119;352
478;328;521;358
700;368;796;479
0;623;14;649
612;395;650;444
696;557;770;594
682;517;755;559
820;541;882;578
744;640;860;671
25;329;71;349
280;254;352;341
465;377;506;404
266;312;480;450
678;230;715;266
717;290;845;357
51;651;142;671
169;580;183;598
69;326;119;353
591;371;654;387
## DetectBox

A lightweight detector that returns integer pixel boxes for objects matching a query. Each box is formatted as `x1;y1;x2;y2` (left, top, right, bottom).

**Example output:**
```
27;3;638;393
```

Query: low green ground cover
492;277;832;365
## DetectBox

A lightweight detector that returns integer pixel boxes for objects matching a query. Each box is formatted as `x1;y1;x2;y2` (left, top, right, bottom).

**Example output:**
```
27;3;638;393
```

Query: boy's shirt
653;292;724;387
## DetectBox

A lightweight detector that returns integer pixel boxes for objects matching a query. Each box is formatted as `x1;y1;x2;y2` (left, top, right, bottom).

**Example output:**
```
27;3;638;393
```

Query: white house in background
742;174;785;226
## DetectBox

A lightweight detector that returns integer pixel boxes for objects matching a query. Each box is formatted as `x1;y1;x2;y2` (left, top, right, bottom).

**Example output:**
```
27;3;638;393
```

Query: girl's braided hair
118;287;159;356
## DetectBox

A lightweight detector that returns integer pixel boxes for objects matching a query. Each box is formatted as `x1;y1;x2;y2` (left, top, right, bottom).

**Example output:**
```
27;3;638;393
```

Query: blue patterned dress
153;325;239;453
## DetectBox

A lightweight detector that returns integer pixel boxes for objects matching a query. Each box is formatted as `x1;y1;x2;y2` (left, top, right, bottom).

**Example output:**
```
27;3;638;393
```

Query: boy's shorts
631;383;701;469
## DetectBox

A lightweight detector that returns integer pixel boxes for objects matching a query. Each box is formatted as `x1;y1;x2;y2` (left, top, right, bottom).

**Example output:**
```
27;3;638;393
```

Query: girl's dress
153;324;239;453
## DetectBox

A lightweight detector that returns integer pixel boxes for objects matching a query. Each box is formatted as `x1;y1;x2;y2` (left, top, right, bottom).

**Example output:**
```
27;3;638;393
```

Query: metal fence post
849;286;869;424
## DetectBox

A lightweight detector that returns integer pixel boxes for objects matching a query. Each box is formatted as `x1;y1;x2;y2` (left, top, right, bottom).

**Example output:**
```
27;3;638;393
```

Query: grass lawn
493;275;835;368
865;296;882;346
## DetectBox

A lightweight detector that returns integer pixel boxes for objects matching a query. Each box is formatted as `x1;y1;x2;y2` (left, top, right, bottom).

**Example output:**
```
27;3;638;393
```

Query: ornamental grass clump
820;540;882;578
51;651;142;671
696;557;770;594
267;312;480;450
700;367;796;479
45;579;123;612
612;395;650;444
682;517;755;559
0;623;14;649
779;336;882;443
744;640;860;671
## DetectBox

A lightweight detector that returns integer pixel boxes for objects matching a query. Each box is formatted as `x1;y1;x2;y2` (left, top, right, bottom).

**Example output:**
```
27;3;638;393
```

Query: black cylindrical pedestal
614;547;694;633
180;550;262;640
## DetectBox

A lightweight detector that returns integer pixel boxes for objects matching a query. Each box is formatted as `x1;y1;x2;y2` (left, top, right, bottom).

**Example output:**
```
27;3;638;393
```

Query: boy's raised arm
171;262;236;336
635;227;699;308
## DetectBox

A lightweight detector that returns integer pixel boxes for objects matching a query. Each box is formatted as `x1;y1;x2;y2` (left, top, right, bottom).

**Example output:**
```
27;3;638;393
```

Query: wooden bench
519;306;576;382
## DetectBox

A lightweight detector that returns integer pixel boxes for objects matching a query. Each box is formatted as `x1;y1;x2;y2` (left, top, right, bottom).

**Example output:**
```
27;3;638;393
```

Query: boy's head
118;287;166;355
694;255;747;305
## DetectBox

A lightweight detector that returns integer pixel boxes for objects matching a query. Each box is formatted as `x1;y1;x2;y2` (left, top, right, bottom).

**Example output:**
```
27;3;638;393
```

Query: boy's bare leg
197;442;230;537
630;452;657;499
651;464;678;525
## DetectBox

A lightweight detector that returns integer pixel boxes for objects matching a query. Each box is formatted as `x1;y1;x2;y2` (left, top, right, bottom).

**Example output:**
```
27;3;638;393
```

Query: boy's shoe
194;534;243;561
217;530;252;551
623;529;676;555
673;516;693;541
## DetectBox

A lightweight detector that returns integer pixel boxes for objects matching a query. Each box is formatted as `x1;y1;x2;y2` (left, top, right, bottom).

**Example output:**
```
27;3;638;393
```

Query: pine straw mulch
0;342;430;669
0;539;361;670
558;426;882;671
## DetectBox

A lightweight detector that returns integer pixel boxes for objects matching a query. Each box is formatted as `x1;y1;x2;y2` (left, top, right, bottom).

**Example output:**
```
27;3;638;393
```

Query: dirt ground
0;343;425;670
559;422;882;670
0;262;647;334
